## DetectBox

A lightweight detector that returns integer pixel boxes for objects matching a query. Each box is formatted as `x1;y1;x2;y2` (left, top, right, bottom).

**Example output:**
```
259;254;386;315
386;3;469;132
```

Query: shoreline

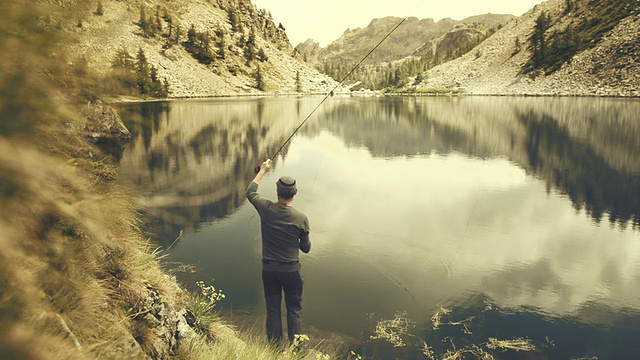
109;91;640;104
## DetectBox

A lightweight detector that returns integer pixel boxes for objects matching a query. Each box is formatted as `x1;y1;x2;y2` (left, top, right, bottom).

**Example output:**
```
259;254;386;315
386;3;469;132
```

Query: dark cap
276;176;297;192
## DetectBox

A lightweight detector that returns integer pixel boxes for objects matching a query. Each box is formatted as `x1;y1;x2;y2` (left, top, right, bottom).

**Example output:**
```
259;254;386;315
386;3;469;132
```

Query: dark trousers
262;269;304;344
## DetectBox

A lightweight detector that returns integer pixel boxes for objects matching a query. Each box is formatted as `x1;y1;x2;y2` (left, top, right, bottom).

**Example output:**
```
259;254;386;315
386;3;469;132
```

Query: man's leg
282;270;304;344
262;270;283;344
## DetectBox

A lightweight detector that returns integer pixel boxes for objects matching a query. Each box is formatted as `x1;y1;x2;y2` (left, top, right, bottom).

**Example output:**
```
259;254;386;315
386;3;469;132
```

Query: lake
117;96;640;359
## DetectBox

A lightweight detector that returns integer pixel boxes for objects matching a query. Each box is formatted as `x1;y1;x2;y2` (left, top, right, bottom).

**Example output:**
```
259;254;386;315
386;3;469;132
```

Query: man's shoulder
290;206;308;221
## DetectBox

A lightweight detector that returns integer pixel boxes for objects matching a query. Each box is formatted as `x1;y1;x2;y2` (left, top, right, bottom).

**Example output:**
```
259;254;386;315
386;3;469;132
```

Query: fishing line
457;189;485;251
301;152;324;212
254;17;407;172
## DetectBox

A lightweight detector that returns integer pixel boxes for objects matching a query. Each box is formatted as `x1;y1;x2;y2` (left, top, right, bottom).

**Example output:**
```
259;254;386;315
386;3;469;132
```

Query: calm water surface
118;96;640;359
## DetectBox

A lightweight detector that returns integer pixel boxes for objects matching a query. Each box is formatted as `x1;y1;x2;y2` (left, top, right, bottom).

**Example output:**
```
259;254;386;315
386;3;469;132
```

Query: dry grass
0;2;187;358
0;132;186;358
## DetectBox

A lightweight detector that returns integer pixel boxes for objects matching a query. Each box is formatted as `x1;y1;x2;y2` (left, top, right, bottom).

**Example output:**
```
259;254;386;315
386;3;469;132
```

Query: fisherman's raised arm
246;159;272;206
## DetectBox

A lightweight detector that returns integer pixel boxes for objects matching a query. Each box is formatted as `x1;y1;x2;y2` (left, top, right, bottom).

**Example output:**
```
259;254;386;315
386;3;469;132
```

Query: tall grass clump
0;1;185;358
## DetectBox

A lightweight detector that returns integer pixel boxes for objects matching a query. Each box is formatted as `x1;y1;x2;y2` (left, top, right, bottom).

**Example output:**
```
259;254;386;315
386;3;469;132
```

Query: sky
251;0;546;47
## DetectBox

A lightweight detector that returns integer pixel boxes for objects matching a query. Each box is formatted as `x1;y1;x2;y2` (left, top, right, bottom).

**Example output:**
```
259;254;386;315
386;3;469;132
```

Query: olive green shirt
246;181;311;272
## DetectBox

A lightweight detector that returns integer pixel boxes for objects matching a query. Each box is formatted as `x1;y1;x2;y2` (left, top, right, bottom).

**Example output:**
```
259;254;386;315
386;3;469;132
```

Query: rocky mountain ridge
62;0;639;98
423;0;640;96
296;14;515;68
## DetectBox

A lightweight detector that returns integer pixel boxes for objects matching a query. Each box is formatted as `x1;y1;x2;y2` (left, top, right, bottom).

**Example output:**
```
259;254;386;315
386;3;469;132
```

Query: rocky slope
296;14;514;68
424;0;640;96
64;0;340;98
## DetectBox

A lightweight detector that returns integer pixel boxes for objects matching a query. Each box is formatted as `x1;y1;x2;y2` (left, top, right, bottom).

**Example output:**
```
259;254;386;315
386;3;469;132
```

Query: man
246;158;311;345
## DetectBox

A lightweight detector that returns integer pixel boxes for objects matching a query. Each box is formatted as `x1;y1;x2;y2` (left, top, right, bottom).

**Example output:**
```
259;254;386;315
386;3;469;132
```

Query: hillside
63;0;340;98
423;0;640;96
294;14;515;91
296;14;515;68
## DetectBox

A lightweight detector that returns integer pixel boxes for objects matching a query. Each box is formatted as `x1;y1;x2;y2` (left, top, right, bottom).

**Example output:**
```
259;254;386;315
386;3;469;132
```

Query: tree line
319;25;498;90
135;4;268;89
110;48;169;98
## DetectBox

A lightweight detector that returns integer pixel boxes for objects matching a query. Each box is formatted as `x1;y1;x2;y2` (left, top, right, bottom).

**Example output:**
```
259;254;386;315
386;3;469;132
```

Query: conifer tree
530;11;550;69
217;35;226;59
513;37;522;56
136;47;150;94
163;78;170;97
258;47;268;62
164;12;173;38
228;7;239;32
155;7;163;33
295;70;302;92
255;65;265;91
173;24;182;44
138;5;146;28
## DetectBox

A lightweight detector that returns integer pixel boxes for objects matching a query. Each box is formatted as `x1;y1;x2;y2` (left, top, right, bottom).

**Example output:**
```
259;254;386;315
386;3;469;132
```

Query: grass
386;86;466;95
0;2;187;358
174;325;345;360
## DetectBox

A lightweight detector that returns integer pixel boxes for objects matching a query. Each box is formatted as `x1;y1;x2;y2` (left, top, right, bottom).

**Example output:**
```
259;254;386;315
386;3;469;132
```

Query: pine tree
138;5;146;28
258;47;268;62
513;37;522;56
112;48;135;70
187;25;197;49
415;72;424;85
173;24;182;45
155;7;163;33
295;71;302;93
163;78;170;97
530;11;550;70
255;66;265;91
165;13;173;38
228;7;239;32
136;47;150;95
217;35;226;59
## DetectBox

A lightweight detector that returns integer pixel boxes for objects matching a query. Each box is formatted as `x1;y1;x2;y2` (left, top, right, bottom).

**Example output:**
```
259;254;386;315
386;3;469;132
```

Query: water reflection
117;97;640;358
118;97;640;242
318;97;640;228
518;109;640;226
118;98;325;243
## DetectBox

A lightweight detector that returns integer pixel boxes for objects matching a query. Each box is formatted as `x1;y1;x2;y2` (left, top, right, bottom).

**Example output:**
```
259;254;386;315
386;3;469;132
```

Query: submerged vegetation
367;306;539;359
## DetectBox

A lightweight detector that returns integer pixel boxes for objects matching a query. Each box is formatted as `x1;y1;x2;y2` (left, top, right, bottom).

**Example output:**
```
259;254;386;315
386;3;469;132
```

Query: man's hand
252;158;272;185
259;159;272;174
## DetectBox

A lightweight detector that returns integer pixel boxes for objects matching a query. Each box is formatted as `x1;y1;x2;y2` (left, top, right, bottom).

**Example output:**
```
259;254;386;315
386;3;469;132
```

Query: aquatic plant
370;311;413;347
369;305;540;359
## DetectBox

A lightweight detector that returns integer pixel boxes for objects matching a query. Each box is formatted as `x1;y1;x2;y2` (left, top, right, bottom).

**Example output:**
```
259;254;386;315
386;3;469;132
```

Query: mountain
423;0;640;96
61;0;339;98
295;14;515;68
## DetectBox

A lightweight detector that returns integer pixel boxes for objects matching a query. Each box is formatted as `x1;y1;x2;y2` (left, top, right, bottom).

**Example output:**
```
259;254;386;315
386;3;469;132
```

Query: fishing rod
254;17;407;173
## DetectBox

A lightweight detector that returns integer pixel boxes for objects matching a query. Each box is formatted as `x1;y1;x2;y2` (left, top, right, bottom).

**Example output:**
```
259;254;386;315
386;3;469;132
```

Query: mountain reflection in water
118;96;640;359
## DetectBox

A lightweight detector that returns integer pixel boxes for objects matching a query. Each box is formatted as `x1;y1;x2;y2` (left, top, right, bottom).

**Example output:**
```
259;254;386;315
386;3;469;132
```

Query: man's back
246;182;310;270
